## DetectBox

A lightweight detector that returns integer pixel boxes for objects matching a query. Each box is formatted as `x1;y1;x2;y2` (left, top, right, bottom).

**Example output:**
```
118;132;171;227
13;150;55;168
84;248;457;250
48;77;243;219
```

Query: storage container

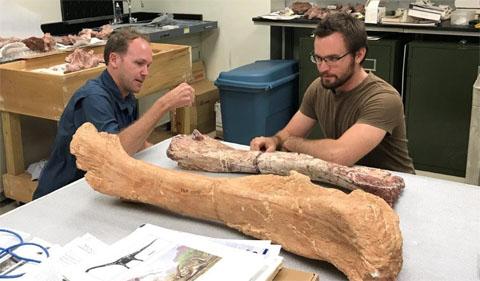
0;43;191;120
215;60;298;145
450;9;476;25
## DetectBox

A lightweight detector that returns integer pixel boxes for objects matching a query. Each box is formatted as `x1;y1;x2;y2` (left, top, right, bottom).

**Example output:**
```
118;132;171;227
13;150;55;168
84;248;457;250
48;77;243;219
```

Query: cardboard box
273;267;319;281
191;60;206;83
172;79;219;135
0;43;191;121
455;0;480;8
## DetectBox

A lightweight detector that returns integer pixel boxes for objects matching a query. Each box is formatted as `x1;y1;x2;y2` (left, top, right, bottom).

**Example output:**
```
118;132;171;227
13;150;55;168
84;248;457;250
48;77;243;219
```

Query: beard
320;60;355;90
118;70;142;95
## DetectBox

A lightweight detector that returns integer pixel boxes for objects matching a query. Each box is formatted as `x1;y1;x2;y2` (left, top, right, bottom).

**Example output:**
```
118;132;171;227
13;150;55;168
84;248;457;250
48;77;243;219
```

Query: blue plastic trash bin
214;60;298;145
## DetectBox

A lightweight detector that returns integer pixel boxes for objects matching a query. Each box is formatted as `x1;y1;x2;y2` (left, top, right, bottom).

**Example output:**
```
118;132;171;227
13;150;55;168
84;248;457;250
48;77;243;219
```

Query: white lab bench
0;139;478;280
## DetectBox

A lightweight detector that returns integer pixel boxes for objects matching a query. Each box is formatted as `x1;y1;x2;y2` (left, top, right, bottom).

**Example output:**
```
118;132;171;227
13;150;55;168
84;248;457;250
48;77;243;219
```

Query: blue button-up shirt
34;70;137;199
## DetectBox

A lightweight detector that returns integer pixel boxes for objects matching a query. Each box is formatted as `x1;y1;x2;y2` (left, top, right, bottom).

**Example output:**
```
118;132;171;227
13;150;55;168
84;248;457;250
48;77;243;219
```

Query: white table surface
0;139;478;281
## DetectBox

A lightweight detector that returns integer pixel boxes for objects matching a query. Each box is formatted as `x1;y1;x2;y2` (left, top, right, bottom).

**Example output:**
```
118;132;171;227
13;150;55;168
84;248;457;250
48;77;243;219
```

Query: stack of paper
9;224;283;281
407;2;452;22
380;8;439;26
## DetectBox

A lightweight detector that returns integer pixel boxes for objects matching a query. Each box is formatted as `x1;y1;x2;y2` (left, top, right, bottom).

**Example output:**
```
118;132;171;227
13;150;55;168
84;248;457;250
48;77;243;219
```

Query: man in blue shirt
34;28;195;199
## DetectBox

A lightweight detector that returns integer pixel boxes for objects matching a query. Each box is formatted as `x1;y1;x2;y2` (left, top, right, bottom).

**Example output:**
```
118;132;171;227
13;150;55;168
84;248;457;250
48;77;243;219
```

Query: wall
7;0;62;24
0;0;61;38
271;0;288;12
138;0;271;80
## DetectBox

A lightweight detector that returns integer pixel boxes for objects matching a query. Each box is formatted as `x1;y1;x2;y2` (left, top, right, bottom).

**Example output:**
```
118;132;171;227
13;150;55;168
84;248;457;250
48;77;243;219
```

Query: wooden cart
0;43;191;202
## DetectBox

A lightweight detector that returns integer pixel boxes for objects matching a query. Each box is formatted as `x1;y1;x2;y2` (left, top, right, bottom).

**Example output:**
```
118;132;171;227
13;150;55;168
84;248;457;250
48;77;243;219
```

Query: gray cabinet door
363;39;403;92
406;41;480;176
299;37;323;139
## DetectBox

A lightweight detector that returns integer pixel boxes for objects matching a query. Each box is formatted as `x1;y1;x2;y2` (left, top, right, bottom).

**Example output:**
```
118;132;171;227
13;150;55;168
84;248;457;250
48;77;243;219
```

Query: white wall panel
141;0;271;79
12;0;61;23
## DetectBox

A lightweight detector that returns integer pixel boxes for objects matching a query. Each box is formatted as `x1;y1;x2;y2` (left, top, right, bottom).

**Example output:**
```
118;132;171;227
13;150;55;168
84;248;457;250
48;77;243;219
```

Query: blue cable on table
0;229;50;279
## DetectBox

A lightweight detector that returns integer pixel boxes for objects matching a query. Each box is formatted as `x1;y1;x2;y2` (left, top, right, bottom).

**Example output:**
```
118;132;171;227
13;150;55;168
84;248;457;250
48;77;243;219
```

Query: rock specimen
0;42;29;59
64;48;104;73
22;33;55;52
291;1;313;14
0;37;22;49
167;130;405;206
70;123;403;281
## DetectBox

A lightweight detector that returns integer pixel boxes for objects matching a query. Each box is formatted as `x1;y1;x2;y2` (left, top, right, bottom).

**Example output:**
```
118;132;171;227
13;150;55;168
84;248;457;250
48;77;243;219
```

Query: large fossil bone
167;130;405;206
70;123;403;281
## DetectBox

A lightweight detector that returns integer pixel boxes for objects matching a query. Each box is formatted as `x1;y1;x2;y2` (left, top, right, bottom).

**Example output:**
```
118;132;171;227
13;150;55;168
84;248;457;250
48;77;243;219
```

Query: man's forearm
273;130;291;150
283;137;354;166
119;100;168;155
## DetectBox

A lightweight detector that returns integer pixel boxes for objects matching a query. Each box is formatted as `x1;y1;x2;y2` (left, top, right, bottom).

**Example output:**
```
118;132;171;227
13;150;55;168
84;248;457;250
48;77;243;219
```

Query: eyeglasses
0;228;50;278
310;51;351;66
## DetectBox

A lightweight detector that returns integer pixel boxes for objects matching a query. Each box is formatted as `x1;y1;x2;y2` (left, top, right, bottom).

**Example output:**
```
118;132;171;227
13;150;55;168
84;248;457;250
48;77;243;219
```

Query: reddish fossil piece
64;48;104;73
167;130;405;206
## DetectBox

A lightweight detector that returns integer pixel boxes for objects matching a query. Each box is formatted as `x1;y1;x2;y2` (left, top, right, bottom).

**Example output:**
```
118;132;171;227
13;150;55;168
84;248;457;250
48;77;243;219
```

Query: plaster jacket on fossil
167;130;405;206
70;123;403;281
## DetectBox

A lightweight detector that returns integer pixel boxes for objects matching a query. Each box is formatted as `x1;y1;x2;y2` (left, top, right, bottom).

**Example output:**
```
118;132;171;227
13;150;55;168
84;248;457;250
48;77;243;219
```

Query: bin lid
215;60;298;90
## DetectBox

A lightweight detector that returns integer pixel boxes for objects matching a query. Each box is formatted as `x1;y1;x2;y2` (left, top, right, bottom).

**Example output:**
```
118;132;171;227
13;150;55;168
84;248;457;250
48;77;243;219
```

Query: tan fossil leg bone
166;130;405;206
70;123;403;281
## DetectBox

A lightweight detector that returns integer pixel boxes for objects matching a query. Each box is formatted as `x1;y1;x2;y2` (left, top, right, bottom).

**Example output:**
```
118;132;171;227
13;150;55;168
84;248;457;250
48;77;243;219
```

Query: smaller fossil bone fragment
167;130;405;206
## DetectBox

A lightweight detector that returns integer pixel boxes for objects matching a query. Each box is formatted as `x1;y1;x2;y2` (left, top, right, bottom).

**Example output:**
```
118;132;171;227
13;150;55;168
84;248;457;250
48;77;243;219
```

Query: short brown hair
104;28;150;65
313;13;367;59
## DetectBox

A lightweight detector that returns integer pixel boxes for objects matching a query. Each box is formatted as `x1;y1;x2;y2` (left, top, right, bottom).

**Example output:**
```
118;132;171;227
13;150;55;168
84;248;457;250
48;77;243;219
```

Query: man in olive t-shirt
250;13;414;174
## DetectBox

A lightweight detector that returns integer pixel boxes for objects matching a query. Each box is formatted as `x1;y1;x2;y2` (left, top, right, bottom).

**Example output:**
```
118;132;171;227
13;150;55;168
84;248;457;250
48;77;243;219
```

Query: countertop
0;139;478;280
41;12;218;40
252;16;480;37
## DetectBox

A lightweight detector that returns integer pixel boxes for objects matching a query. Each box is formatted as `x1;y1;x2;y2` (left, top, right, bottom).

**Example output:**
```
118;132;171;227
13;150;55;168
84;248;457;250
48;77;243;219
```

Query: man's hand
250;112;314;153
119;83;194;156
143;141;153;149
162;82;195;110
250;136;279;152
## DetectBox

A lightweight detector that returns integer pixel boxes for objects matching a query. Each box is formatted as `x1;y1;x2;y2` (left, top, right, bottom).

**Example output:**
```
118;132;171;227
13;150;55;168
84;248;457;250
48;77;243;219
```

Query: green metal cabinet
405;41;480;177
299;36;323;138
363;39;403;91
298;36;403;138
299;36;319;102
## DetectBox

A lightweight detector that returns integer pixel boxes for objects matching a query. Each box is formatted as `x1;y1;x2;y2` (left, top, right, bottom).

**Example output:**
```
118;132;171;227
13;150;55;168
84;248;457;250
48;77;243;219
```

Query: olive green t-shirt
300;73;415;174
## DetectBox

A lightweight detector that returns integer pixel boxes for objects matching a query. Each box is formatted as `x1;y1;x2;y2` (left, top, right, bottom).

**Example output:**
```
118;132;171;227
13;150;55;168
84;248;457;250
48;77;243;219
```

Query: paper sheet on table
64;225;282;281
139;223;282;258
19;233;107;281
0;0;43;38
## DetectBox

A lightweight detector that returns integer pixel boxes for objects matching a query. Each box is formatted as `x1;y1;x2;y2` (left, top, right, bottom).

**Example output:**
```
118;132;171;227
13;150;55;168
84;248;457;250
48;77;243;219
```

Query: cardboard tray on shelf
0;43;191;120
273;267;319;281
